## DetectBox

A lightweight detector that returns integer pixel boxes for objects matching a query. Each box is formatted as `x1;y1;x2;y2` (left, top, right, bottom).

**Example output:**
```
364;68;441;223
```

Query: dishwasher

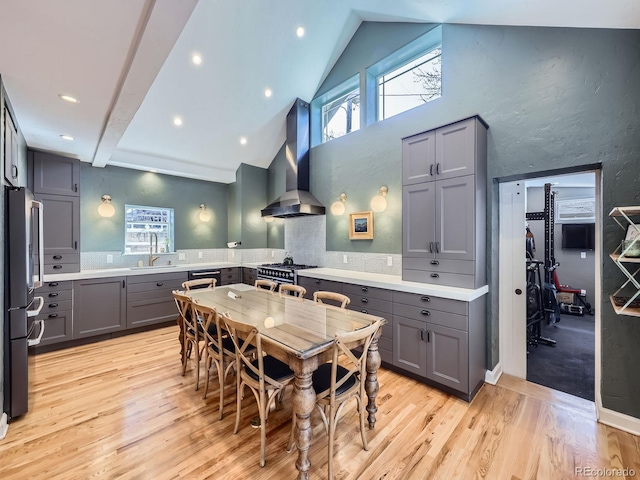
187;268;222;288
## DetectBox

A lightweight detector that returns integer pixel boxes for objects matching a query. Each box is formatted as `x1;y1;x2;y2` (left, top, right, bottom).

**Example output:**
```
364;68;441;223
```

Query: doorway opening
498;169;600;403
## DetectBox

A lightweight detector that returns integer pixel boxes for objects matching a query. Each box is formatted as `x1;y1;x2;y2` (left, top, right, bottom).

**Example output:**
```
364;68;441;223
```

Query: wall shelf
609;206;640;316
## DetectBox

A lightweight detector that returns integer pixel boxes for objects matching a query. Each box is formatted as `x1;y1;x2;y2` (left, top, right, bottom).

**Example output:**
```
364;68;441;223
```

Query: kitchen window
124;205;174;254
311;74;360;145
366;25;442;123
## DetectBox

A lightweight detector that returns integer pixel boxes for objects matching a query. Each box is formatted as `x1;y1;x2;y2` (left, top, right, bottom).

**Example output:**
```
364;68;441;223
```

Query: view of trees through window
378;47;442;121
321;89;360;142
125;205;174;254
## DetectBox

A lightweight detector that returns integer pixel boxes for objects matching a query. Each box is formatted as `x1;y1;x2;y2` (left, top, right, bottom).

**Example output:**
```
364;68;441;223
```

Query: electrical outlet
106;254;113;264
387;256;393;267
198;251;203;259
343;254;348;264
178;253;186;261
231;250;235;258
271;250;275;258
581;252;586;259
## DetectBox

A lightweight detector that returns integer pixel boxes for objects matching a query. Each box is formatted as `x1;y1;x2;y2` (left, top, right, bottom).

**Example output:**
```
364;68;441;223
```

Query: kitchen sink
129;265;178;270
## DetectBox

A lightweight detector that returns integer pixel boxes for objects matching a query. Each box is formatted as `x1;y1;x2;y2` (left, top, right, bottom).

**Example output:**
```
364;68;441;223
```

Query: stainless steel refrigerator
3;186;44;420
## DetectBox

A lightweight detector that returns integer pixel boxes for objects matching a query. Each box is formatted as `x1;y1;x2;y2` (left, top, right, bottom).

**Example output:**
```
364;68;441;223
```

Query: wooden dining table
186;286;385;480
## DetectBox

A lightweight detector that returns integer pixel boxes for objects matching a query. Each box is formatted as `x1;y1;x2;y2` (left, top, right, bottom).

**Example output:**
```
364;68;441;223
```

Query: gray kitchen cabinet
73;277;127;338
402;116;487;289
242;267;257;286
219;267;240;286
3;103;18;186
425;324;468;391
37;192;80;257
296;277;343;298
402;130;435;185
126;271;187;328
32;151;80;196
392;315;427;377
36;281;73;346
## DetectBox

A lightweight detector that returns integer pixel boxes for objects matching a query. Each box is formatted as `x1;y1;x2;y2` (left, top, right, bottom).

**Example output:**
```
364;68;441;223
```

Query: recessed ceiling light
173;116;183;126
150;169;157;173
240;137;247;145
60;134;74;141
264;88;272;98
296;26;305;38
58;94;79;104
191;53;202;66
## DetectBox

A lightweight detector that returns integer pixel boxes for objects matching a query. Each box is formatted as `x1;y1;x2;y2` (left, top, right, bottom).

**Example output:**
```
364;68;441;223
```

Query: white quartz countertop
42;262;243;282
297;268;488;302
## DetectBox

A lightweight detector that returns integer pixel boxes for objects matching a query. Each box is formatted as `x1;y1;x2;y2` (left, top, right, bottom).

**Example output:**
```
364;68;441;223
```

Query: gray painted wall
527;186;596;307
308;23;640;417
230;163;268;249
81;164;229;251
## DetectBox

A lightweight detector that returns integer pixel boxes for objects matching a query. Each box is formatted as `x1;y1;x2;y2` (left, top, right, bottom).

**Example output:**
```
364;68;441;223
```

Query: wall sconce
198;203;211;222
371;186;388;212
330;193;347;215
263;215;275;223
98;195;115;218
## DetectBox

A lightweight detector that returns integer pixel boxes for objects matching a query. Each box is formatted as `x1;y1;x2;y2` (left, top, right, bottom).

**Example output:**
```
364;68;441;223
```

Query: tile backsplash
82;215;400;275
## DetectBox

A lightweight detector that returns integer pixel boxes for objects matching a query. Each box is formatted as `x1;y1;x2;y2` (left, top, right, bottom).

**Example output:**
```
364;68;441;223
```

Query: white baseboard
597;405;640;436
0;413;8;440
484;362;503;385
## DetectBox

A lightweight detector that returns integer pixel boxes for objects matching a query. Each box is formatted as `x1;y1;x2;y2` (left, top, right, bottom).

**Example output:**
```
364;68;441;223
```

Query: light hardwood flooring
1;325;639;479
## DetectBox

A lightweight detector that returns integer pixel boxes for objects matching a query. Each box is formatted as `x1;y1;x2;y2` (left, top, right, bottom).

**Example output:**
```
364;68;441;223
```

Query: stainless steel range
257;263;317;285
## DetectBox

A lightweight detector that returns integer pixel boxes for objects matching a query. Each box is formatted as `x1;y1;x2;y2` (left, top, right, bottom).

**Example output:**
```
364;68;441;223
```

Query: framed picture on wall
349;211;374;240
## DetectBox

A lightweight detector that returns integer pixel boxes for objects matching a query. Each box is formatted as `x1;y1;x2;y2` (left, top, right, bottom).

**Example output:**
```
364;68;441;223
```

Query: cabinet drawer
127;277;186;294
297;277;343;296
44;263;80;274
393;304;468;331
342;283;392;302
392;291;468;316
38;310;73;346
41;289;72;301
402;269;476;290
127;286;181;303
127;271;187;285
404;258;475;275
39;281;73;294
379;335;393;352
37;300;72;317
243;268;257;285
127;298;178;328
43;253;80;265
347;296;392;314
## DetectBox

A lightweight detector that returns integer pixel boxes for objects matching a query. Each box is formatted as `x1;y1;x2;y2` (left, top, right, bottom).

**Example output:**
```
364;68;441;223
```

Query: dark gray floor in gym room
527;313;595;401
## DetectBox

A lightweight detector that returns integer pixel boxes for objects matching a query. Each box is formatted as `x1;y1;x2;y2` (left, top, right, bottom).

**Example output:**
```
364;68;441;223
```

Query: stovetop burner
261;263;317;270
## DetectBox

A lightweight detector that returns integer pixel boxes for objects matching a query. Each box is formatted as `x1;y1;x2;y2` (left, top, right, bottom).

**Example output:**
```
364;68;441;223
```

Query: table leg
290;358;316;480
365;332;382;429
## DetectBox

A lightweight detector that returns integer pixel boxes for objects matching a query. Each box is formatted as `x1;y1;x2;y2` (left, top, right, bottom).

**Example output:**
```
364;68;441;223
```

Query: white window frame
310;74;360;146
124;204;175;254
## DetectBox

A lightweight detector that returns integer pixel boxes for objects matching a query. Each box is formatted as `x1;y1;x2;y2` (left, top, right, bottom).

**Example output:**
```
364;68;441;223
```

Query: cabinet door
38;311;73;346
243;267;257;286
4;107;18;186
403;183;436;258
73;277;127;338
402;130;436;185
38;193;80;256
435;176;475;261
434;118;476;180
426;323;468;393
32;151;80;196
392;315;427;377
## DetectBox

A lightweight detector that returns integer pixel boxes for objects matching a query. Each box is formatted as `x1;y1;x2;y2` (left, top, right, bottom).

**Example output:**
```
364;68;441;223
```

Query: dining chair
220;312;294;468
313;291;351;309
192;300;236;419
255;279;277;292
278;284;306;298
182;278;217;291
288;320;382;480
173;290;203;389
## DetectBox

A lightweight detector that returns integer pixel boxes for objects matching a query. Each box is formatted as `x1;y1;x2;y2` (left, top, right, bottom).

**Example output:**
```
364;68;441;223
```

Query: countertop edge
298;268;489;301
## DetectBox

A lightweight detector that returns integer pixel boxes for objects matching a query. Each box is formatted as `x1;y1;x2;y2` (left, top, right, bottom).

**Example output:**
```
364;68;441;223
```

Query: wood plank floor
1;325;639;479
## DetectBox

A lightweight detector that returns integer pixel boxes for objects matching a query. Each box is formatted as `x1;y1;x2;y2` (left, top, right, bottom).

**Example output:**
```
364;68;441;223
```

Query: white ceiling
1;0;639;184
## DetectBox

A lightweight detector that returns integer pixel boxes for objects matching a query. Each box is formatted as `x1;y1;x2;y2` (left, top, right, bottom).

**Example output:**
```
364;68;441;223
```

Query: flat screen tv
561;223;595;250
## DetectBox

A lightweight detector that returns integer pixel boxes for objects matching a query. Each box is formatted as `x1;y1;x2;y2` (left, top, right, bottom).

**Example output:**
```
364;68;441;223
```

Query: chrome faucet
149;232;160;266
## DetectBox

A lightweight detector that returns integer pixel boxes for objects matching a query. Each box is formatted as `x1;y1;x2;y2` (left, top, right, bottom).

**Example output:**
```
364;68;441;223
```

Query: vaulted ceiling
1;0;638;184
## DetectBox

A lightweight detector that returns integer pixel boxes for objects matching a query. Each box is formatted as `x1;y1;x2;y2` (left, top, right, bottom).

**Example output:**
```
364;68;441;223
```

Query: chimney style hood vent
261;98;325;218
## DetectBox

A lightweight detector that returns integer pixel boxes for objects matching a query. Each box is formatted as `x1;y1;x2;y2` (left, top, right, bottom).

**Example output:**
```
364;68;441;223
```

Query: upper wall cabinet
32;151;80;196
3;105;19;186
402;116;488;289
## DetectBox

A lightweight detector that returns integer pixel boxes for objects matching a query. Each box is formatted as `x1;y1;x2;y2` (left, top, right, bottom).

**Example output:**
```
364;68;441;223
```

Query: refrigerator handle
28;320;45;347
32;200;44;289
27;296;44;318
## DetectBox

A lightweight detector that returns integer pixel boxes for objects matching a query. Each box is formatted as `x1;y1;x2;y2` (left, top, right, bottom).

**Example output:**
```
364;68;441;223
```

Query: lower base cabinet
37;281;73;346
126;272;187;328
220;267;240;285
73;277;126;338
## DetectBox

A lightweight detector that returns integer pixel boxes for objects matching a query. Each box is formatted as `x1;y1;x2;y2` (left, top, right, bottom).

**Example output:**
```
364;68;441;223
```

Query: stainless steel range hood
261;98;325;218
